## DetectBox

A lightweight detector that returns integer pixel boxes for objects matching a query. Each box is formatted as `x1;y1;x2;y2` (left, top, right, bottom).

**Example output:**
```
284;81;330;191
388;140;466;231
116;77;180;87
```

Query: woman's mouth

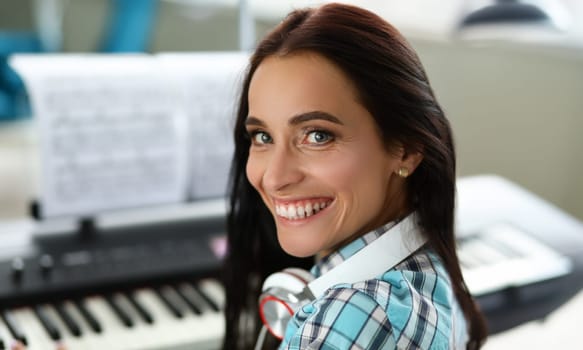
274;199;333;220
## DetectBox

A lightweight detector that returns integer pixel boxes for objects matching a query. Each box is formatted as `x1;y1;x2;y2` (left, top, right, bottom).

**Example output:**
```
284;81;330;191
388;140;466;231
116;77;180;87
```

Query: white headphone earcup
261;268;314;293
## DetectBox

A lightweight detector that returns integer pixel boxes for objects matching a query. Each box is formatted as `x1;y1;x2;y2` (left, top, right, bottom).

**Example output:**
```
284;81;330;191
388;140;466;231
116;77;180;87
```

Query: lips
274;199;333;220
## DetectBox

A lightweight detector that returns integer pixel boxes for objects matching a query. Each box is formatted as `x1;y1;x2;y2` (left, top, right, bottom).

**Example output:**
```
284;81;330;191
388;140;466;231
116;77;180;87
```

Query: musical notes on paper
11;55;189;218
10;52;249;218
158;52;248;200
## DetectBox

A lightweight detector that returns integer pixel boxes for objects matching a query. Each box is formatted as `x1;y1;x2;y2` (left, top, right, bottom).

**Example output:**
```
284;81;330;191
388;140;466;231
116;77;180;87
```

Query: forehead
247;53;364;122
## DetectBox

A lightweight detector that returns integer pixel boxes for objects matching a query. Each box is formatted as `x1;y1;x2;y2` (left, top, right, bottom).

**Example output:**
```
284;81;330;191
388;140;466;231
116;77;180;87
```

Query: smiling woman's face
245;52;408;258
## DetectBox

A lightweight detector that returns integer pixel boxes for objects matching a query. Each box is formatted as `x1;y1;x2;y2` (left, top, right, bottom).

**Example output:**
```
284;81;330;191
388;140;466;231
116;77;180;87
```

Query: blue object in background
100;0;159;52
0;0;159;121
0;31;42;121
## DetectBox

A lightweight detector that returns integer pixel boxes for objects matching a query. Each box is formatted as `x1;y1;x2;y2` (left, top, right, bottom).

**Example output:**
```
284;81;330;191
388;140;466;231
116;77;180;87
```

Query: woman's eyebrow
245;111;344;127
245;116;265;127
289;111;344;126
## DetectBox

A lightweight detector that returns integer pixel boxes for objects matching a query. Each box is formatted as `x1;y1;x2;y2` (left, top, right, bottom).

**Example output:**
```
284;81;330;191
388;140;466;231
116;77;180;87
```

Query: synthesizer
0;203;227;350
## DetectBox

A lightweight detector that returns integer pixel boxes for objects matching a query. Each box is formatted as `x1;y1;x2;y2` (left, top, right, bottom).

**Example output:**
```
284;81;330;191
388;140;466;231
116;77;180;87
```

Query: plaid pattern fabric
279;224;468;349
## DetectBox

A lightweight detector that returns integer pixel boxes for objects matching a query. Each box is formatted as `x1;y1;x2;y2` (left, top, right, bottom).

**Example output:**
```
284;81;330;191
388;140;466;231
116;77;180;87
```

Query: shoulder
282;286;396;349
367;250;460;349
282;250;463;349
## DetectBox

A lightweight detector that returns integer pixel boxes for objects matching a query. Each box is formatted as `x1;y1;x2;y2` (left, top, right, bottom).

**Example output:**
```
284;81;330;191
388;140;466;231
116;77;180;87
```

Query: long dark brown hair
223;3;487;349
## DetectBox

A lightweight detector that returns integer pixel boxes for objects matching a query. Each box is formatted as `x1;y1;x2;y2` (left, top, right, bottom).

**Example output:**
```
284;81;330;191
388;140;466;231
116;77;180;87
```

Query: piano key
463;236;510;265
59;300;108;350
457;241;484;268
155;286;185;319
74;299;102;334
1;310;27;346
105;294;134;328
481;235;523;259
55;302;82;337
125;292;154;324
132;288;223;350
84;296;131;348
131;289;182;348
176;283;203;314
41;300;96;350
197;279;225;311
95;292;158;350
0;281;226;350
0;317;11;350
11;307;54;350
119;289;160;350
33;305;61;341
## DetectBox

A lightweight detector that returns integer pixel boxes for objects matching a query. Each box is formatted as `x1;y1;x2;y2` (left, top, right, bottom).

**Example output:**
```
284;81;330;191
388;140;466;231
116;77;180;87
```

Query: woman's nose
262;146;304;192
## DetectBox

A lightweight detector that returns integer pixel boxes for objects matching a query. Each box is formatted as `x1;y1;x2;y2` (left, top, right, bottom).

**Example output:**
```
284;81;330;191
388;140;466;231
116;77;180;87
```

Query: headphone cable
254;325;268;350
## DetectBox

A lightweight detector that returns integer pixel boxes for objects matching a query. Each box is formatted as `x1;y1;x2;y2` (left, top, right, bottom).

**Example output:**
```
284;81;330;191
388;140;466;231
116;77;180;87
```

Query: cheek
322;153;382;187
321;150;394;208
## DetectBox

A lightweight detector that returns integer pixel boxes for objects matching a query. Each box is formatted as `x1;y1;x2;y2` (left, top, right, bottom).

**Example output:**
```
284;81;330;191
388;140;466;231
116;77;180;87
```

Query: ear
394;147;423;179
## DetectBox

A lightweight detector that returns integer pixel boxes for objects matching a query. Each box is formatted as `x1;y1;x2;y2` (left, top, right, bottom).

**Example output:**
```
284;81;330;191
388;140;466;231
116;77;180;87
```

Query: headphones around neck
258;214;425;340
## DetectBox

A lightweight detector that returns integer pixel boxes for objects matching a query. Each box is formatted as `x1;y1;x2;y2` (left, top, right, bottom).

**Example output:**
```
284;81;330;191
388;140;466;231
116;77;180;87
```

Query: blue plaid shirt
279;222;469;349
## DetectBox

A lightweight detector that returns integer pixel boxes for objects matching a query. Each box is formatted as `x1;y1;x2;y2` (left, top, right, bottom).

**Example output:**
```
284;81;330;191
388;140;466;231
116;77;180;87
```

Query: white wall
411;38;583;220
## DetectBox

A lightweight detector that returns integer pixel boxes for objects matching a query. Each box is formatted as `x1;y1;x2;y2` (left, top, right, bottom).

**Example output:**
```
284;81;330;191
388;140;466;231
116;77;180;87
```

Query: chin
277;233;318;258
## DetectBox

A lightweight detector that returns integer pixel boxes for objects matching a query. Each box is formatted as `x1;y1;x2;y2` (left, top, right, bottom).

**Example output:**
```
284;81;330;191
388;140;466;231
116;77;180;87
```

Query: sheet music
10;54;189;218
157;52;248;200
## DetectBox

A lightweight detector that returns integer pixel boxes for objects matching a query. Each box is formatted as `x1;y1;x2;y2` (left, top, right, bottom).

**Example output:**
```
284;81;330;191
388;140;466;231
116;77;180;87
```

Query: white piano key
155;286;186;319
61;300;108;350
461;237;510;265
2;309;27;346
132;288;223;350
132;289;187;348
0;315;15;349
84;296;132;349
1;282;225;350
197;279;225;310
457;242;484;269
177;283;208;313
12;307;55;350
112;292;157;349
42;304;92;350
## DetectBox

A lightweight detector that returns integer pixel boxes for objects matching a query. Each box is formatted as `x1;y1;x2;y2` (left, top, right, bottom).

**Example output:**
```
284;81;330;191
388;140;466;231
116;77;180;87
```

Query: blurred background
0;0;582;349
1;0;582;222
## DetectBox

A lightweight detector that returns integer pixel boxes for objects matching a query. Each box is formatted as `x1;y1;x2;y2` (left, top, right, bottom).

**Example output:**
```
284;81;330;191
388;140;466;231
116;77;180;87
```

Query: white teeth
305;203;313;217
297;206;305;218
287;205;297;219
275;201;330;220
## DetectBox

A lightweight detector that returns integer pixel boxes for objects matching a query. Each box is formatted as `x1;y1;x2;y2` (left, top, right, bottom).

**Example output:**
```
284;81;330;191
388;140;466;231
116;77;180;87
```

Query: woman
224;3;487;349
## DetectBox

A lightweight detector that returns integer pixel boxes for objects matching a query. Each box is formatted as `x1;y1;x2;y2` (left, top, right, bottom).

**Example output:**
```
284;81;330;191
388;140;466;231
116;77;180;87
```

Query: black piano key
126;292;154;324
192;283;220;312
176;285;202;315
1;310;27;345
55;302;82;337
105;294;134;328
155;286;184;319
33;305;62;341
74;299;102;334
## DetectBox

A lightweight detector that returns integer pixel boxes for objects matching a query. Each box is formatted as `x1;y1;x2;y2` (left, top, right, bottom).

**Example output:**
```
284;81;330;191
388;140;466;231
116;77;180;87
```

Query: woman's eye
306;130;333;144
252;131;272;144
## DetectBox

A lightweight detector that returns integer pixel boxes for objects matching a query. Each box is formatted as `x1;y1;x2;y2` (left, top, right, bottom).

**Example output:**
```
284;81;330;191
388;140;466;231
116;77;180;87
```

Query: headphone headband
307;213;424;296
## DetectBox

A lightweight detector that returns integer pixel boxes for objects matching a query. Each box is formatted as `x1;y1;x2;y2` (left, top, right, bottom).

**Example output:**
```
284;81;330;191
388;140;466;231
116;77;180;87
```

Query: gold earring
397;167;409;178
